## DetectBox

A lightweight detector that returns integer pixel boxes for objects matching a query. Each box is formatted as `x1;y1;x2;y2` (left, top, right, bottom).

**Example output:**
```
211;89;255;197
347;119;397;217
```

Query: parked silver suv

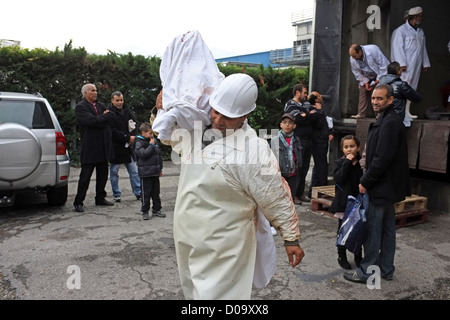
0;92;70;207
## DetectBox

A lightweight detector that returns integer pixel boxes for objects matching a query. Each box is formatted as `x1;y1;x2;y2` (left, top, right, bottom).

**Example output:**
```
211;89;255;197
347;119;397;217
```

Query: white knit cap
409;6;423;15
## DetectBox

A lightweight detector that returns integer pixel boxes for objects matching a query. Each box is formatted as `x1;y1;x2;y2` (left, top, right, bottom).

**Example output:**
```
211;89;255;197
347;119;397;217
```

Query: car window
0;100;54;129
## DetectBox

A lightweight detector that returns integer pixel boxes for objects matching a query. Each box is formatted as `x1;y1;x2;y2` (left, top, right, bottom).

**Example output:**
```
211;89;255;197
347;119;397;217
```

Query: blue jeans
109;161;141;198
357;201;396;280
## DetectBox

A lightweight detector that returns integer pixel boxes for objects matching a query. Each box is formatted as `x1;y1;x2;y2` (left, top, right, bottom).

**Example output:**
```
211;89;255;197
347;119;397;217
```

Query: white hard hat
209;73;257;118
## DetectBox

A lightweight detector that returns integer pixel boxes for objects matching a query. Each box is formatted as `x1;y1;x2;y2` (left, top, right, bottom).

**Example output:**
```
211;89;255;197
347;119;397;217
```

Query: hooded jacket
133;136;163;177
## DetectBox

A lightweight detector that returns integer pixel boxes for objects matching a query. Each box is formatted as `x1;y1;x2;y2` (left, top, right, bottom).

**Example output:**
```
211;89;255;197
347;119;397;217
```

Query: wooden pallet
395;210;429;228
395;194;428;214
310;186;429;227
311;185;335;200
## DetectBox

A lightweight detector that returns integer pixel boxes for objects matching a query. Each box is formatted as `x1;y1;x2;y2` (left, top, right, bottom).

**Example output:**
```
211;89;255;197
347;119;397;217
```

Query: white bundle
153;30;224;144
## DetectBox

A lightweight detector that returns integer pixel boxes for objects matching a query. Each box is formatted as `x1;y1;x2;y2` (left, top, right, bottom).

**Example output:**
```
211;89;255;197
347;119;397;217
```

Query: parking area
0;161;449;301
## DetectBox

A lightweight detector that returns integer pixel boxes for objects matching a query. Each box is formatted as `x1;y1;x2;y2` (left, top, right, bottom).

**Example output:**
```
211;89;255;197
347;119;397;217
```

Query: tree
1;43;308;163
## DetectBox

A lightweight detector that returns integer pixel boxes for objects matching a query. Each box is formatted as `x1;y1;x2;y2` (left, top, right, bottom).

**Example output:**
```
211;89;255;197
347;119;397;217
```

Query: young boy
379;61;422;127
277;113;303;202
133;122;164;220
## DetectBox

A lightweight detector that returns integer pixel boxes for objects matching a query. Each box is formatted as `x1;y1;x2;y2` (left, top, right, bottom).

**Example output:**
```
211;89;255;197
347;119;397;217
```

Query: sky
1;0;315;59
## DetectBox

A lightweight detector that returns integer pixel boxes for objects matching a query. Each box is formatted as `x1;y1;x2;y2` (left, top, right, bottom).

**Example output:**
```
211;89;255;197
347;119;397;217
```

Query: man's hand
156;91;163;110
359;183;367;194
285;245;305;268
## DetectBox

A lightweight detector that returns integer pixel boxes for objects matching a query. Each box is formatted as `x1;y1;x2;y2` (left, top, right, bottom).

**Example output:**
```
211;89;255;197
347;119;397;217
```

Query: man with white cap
391;6;431;119
162;73;305;300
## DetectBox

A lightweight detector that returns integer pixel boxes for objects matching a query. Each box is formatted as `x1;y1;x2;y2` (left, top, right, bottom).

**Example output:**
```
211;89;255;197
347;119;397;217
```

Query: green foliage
1;42;308;164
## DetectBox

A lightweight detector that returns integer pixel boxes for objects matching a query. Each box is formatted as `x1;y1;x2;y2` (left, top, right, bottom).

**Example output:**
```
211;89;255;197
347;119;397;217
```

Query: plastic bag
336;193;369;255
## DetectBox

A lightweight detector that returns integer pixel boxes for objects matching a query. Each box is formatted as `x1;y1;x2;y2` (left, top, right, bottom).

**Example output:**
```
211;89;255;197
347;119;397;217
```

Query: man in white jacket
349;43;390;119
391;6;431;118
161;73;305;300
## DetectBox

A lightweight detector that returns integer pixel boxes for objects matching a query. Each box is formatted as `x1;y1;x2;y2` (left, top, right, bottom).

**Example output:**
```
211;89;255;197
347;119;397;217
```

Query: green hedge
0;41;308;164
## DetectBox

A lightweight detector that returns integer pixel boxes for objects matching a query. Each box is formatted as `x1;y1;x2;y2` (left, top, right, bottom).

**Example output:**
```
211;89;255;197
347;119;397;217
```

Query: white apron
173;124;287;300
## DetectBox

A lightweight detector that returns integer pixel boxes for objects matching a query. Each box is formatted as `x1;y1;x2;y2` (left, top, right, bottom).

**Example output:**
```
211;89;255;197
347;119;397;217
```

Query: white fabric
350;44;390;86
391;22;430;90
408;6;423;15
172;122;300;299
153;30;224;143
253;207;277;288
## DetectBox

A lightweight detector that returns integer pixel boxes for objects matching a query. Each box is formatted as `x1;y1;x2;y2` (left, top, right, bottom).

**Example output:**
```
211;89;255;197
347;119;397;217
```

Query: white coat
391;22;431;90
350;44;390;86
172;122;300;300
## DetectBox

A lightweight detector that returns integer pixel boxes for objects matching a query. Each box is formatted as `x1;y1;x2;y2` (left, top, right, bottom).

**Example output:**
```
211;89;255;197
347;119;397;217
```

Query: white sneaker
271;226;277;236
113;196;121;202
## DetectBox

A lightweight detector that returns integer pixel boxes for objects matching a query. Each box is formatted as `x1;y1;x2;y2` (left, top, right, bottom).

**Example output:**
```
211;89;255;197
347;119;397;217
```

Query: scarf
279;130;296;175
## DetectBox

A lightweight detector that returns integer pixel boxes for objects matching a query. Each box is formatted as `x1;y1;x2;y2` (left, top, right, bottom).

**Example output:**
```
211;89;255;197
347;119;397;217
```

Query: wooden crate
395;195;428;214
311;185;335;199
310;187;429;228
395;210;429;228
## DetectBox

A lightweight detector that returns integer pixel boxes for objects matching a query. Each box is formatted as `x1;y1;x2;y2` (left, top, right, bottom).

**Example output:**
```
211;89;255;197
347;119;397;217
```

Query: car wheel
47;184;68;206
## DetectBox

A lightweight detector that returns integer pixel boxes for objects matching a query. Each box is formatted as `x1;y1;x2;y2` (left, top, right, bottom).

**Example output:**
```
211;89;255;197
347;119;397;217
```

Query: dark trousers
74;161;109;205
296;138;312;198
140;176;162;213
285;174;299;199
309;140;329;197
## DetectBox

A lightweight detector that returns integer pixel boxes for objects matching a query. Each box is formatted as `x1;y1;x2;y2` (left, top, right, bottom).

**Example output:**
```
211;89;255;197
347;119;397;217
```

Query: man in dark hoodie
379;61;422;127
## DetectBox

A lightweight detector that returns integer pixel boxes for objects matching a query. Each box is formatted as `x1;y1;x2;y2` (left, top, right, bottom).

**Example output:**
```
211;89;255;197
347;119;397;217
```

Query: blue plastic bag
336;193;369;255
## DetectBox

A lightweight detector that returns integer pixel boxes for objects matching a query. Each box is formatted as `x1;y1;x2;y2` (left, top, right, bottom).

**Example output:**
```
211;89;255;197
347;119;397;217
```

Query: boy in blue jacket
133;122;164;220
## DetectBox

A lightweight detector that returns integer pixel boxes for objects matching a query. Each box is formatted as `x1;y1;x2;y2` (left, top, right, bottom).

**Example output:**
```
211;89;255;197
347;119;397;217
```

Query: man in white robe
391;6;431;118
159;73;305;300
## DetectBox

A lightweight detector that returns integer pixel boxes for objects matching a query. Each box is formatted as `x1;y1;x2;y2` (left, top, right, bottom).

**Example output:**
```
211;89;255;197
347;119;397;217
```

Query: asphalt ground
0;160;449;311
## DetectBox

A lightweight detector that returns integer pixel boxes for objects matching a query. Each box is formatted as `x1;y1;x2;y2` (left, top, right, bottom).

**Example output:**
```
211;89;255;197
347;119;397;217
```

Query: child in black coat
134;122;164;220
330;135;363;269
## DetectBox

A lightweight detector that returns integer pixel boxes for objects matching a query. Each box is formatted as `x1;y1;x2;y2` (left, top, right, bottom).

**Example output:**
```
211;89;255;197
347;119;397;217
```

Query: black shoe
95;199;114;206
152;211;166;218
142;212;150;220
74;204;84;212
338;257;352;270
136;194;141;200
343;271;366;284
298;195;311;202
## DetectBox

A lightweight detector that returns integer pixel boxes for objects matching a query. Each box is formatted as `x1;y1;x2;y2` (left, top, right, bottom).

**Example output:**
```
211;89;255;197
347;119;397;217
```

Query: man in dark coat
344;84;410;284
108;91;141;202
73;83;116;212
